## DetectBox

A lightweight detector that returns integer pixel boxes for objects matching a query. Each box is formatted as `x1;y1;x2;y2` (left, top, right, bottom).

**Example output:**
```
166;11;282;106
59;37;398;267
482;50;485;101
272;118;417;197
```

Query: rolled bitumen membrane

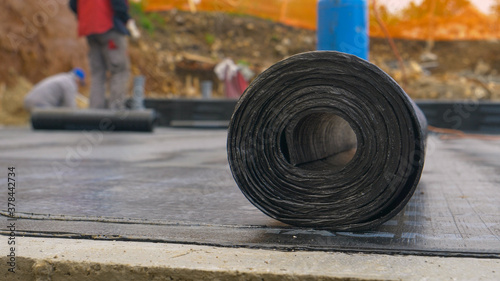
31;108;156;132
227;51;427;231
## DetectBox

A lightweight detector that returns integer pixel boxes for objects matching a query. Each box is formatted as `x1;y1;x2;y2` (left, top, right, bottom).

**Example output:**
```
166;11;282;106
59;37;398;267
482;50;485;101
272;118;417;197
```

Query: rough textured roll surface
227;51;427;231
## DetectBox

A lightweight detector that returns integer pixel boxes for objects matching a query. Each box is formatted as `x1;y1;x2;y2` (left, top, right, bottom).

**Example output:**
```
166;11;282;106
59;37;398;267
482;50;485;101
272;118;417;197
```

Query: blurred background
1;0;499;125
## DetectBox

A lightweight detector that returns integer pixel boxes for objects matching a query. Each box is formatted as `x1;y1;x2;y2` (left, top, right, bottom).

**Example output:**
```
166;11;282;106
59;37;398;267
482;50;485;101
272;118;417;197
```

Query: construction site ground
1;2;500;279
2;2;500;126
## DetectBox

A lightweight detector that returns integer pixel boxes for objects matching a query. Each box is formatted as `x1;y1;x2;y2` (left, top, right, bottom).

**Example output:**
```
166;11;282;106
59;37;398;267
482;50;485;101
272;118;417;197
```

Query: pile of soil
0;0;87;126
0;0;88;86
1;0;500;126
129;9;500;100
128;8;316;97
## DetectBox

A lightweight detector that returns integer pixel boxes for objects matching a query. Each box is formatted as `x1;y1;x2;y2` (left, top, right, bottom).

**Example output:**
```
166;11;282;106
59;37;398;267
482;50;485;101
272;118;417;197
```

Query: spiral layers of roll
227;51;427;231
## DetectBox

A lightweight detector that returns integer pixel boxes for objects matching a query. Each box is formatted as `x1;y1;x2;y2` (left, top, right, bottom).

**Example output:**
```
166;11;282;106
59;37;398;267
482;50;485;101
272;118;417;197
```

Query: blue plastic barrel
317;0;369;60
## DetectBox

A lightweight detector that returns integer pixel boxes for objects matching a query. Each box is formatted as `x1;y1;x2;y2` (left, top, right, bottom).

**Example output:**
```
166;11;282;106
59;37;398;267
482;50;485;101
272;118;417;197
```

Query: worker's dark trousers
87;30;130;110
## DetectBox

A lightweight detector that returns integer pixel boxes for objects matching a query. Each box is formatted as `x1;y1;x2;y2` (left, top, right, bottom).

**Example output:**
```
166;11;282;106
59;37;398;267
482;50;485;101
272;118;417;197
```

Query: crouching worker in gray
24;68;86;112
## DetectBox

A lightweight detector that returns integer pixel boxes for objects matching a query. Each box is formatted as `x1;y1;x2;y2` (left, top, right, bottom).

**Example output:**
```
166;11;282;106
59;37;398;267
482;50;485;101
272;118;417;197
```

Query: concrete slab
1;236;499;281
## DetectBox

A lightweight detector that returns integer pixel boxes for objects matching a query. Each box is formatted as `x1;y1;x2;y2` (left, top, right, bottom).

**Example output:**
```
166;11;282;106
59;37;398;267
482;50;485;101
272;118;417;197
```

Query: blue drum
317;0;369;60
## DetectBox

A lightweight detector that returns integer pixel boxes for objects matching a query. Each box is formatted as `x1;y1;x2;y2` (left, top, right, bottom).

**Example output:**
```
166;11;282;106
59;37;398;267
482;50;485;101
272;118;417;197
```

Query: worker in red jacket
69;0;131;110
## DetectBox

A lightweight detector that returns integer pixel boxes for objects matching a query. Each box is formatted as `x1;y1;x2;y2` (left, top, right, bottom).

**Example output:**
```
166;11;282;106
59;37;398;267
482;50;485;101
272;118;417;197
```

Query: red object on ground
225;71;248;99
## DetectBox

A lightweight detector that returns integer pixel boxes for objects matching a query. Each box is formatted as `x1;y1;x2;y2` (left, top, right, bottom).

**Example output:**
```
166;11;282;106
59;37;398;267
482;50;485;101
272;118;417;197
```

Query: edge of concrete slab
1;236;499;281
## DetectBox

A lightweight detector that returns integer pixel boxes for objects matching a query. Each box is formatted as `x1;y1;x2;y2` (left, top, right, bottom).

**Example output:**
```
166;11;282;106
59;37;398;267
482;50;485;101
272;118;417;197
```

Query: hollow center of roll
281;112;357;170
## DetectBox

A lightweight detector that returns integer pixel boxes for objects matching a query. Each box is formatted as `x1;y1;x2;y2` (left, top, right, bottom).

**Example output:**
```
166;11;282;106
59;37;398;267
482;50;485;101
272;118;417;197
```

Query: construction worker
69;0;131;110
24;68;86;112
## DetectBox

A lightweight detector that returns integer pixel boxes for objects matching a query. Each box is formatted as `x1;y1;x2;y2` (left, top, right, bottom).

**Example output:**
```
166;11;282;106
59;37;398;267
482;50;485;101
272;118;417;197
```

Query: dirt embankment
128;8;316;97
0;0;87;125
0;0;88;85
1;1;500;126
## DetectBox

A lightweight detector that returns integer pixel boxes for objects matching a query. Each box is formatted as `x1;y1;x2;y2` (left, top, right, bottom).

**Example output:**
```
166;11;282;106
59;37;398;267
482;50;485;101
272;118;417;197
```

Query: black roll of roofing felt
31;108;156;132
227;51;427;231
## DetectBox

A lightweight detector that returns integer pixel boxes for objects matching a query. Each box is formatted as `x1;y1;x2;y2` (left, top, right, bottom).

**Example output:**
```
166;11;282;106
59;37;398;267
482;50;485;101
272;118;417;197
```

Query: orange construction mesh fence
143;0;500;40
144;0;317;29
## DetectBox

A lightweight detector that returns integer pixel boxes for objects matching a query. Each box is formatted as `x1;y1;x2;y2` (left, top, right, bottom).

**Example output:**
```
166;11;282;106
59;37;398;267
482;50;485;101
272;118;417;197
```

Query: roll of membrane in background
227;51;427;231
31;108;156;132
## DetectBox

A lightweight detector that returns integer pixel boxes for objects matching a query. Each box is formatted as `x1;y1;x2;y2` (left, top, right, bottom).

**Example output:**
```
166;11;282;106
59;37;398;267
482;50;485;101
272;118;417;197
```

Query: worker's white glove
127;19;141;40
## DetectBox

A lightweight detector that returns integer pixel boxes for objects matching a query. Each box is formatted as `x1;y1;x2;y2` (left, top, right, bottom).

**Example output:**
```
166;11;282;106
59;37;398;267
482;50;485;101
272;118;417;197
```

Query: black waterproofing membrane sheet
228;51;428;231
0;127;499;258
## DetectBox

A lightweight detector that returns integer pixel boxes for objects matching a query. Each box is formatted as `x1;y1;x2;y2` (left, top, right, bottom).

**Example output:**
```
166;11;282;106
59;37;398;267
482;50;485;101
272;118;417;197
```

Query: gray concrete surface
1;236;499;281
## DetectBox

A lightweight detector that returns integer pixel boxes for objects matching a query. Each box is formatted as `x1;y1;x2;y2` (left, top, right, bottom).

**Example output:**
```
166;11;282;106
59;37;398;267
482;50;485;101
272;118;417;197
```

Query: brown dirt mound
0;0;88;86
0;0;90;125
